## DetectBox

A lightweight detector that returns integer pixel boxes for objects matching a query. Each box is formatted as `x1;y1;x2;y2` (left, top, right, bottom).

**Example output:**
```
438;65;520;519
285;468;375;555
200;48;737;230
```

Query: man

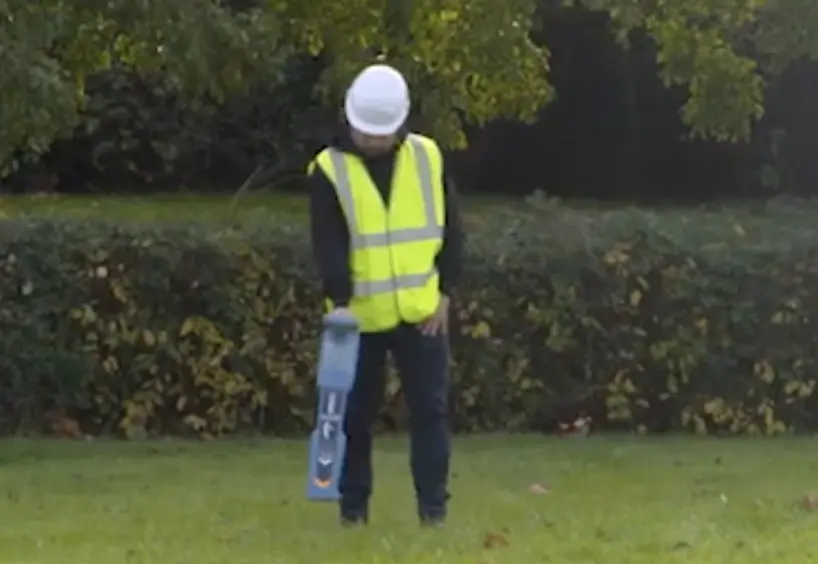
306;63;464;527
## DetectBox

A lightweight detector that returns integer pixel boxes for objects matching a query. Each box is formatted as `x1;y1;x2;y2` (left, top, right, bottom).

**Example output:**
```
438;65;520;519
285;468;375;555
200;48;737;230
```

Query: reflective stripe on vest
326;134;442;298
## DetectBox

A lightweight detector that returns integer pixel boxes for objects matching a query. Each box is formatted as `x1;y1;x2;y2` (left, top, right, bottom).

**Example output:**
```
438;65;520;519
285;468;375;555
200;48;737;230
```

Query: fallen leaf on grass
482;531;509;549
46;409;83;439
669;541;692;551
528;483;549;494
557;415;593;437
800;493;818;511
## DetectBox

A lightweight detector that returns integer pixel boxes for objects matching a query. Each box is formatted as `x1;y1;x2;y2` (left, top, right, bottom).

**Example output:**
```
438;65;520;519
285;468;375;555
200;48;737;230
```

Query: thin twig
228;163;264;220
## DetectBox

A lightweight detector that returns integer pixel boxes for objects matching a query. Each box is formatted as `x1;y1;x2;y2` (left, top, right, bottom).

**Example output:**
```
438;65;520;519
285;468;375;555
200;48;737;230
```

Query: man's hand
419;294;450;336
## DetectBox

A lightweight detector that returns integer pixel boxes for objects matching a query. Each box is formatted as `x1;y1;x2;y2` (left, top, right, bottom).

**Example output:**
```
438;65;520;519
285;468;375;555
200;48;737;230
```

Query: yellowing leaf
629;289;642;307
20;281;33;296
785;380;817;398
704;398;724;414
184;414;206;431
603;248;629;265
102;356;119;374
784;380;800;396
180;317;196;337
470;320;491;339
785;298;800;309
754;360;775;384
693;415;707;435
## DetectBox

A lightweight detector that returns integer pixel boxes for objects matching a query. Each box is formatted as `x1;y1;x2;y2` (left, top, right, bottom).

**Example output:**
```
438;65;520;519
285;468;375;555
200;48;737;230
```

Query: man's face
350;128;397;156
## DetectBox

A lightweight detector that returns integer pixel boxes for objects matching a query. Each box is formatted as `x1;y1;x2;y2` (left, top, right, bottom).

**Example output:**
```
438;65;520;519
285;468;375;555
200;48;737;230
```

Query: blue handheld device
306;310;360;501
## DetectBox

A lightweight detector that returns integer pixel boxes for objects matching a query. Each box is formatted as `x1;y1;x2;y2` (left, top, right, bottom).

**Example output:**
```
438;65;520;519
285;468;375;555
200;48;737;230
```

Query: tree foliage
0;0;288;175
1;0;818;183
571;0;764;142
268;0;555;147
754;0;818;73
572;0;818;142
0;0;552;172
0;0;551;171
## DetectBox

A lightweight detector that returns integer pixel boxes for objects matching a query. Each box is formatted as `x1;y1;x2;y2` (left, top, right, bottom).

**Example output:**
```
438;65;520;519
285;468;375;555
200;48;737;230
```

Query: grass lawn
0;193;312;224
1;435;818;563
0;192;532;224
3;192;818;248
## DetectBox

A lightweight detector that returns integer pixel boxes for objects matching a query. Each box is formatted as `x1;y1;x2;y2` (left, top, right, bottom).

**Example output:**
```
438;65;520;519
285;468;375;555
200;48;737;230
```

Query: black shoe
420;514;445;527
341;514;368;528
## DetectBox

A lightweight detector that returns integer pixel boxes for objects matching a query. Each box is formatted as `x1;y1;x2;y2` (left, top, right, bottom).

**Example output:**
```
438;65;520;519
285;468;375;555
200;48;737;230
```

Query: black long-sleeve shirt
307;129;464;307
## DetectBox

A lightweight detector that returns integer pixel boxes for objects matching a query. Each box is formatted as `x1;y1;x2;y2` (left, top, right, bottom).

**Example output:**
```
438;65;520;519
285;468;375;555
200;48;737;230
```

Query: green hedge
3;200;818;438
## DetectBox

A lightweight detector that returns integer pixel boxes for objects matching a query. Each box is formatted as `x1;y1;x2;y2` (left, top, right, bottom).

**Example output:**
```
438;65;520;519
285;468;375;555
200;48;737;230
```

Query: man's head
344;64;409;156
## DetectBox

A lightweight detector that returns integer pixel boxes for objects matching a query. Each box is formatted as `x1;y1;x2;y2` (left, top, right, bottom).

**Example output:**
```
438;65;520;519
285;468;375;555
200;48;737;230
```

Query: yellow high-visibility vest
308;133;445;333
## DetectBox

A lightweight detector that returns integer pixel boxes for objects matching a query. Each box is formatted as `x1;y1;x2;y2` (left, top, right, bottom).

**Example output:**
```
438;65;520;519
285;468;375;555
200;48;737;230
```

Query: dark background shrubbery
3;201;818;437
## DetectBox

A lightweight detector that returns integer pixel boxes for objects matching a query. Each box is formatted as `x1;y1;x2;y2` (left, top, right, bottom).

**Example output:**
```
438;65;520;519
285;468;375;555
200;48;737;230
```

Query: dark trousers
338;322;451;520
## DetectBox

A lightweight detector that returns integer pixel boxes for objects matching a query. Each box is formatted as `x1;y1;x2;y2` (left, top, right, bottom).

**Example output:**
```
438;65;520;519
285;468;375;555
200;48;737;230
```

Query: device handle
323;309;359;333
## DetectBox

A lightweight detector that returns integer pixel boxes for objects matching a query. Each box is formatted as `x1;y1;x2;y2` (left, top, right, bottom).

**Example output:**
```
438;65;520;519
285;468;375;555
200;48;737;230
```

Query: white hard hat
344;64;410;136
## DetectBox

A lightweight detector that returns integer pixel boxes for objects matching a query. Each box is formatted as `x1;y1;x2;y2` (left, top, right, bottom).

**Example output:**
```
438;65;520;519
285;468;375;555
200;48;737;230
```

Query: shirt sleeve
308;161;353;307
435;159;465;296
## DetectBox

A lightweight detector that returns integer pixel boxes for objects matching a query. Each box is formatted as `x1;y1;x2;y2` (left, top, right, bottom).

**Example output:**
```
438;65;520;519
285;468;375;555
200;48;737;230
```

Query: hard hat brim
344;94;409;136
